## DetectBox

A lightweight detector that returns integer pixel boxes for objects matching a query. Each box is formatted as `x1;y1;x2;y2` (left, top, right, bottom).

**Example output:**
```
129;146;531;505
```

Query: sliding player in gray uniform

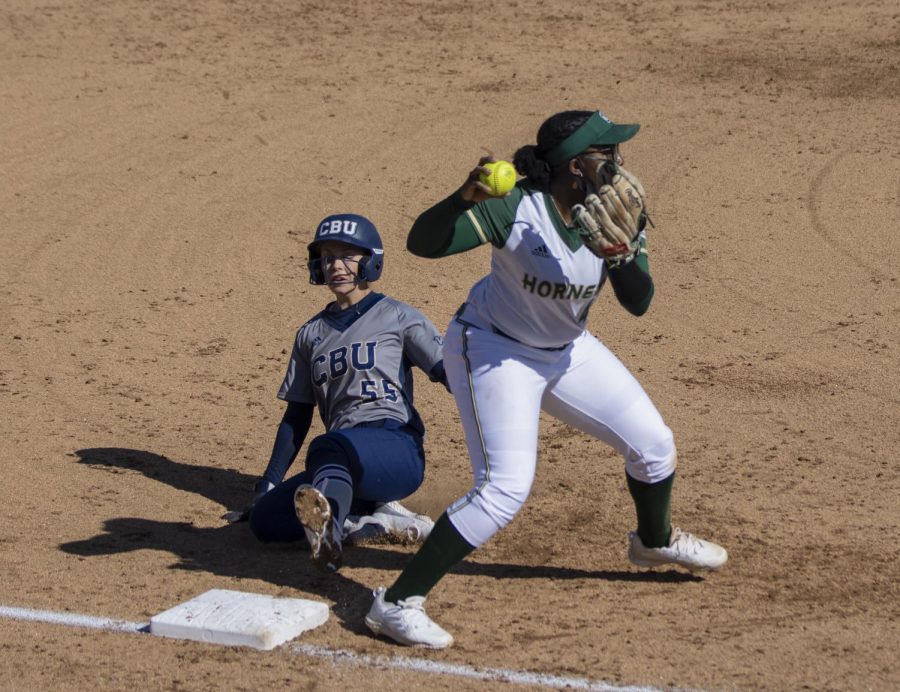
365;109;728;648
246;213;446;573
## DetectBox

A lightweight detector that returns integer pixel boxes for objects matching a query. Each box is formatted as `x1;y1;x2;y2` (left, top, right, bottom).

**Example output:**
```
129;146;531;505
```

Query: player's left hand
572;162;650;266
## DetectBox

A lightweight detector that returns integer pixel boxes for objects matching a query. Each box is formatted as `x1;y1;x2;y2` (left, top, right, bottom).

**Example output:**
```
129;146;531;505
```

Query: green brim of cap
597;123;640;144
545;112;640;166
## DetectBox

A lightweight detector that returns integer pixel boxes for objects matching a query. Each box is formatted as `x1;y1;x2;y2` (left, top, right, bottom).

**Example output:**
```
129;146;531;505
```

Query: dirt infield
1;1;898;689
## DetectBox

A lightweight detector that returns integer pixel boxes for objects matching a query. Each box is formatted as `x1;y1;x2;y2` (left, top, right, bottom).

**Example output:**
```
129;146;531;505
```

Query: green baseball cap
545;111;640;166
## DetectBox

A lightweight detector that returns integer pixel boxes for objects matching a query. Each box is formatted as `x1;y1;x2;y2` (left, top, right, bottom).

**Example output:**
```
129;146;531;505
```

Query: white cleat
628;527;728;572
294;485;342;573
365;587;453;649
345;501;434;545
372;501;435;541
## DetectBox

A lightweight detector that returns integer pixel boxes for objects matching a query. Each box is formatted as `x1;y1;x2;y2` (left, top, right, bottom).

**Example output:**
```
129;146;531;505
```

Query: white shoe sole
365;615;452;649
628;531;727;572
629;556;723;572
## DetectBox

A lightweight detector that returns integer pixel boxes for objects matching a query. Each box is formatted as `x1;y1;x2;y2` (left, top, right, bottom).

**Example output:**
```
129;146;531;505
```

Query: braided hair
512;110;593;189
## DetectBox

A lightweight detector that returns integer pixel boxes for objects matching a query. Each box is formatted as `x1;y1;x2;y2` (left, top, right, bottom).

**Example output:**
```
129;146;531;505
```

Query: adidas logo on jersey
531;244;551;258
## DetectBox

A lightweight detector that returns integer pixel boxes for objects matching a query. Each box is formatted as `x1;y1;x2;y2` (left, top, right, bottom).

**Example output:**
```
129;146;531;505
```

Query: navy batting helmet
307;213;385;285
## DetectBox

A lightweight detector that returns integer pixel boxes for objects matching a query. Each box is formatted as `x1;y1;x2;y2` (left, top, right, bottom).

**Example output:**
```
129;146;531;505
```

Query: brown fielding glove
572;162;650;266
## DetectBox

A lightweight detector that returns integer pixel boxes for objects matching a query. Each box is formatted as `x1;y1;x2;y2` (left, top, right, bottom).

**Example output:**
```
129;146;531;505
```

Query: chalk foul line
0;603;660;691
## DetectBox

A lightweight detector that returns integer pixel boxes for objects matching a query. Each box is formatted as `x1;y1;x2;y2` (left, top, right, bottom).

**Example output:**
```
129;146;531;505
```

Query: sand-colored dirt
1;1;898;689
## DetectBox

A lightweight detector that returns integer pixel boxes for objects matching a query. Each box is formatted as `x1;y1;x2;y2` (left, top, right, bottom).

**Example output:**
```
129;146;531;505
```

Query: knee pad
475;481;530;528
449;476;532;546
625;431;676;484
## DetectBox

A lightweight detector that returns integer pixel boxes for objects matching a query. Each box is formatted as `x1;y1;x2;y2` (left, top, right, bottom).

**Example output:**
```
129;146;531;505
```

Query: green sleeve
608;241;654;316
406;187;524;258
407;191;483;258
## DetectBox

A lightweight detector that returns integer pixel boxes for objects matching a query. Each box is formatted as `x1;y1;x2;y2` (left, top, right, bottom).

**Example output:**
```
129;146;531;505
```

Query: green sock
626;472;674;548
385;512;476;603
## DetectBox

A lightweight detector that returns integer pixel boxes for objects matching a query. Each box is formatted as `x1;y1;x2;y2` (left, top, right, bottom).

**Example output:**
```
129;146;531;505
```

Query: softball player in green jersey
365;109;728;649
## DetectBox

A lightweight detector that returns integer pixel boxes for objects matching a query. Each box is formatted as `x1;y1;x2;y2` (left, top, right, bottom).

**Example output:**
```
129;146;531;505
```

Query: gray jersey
278;293;443;435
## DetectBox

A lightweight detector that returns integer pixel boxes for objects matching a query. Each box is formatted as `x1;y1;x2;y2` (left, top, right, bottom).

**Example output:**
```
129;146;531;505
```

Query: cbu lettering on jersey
279;294;443;435
312;341;377;386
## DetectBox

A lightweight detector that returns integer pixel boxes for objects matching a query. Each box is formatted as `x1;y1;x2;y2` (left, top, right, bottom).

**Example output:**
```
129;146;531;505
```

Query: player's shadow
73;447;254;514
65;448;699;632
60;515;697;633
59;515;407;633
449;561;701;583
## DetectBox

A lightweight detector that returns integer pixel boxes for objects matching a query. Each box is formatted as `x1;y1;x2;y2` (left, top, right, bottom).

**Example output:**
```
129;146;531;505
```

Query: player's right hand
222;479;274;524
458;156;497;204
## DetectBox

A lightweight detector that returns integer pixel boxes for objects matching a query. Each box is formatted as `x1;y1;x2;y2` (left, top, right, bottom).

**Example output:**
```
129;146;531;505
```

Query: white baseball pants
443;316;676;548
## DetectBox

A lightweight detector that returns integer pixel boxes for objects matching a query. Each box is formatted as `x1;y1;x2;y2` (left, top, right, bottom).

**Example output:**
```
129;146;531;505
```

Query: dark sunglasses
580;144;619;160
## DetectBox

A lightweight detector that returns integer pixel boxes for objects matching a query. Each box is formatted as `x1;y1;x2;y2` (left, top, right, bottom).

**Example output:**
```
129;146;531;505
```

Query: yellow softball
480;160;517;197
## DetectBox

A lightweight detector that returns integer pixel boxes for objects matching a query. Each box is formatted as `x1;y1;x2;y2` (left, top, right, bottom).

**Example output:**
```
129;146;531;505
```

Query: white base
149;589;329;650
